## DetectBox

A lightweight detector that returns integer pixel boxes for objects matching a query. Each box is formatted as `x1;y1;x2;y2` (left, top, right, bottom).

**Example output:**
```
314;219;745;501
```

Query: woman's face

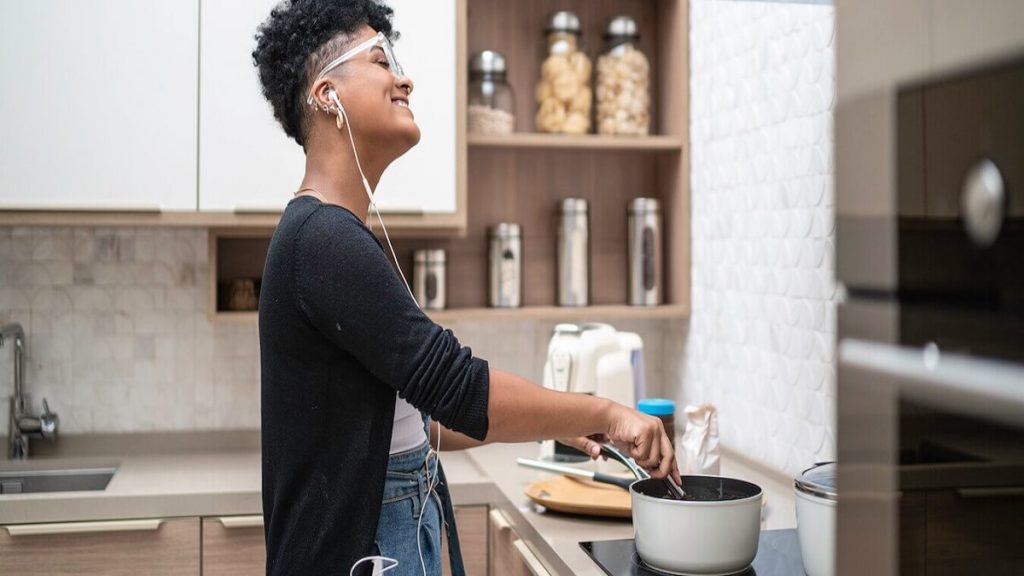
325;26;420;158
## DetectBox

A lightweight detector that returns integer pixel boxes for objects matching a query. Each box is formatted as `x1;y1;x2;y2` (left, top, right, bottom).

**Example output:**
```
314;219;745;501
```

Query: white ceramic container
794;462;838;576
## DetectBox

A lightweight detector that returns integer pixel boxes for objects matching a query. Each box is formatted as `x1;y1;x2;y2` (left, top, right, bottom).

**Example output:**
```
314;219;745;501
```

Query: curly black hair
252;0;397;149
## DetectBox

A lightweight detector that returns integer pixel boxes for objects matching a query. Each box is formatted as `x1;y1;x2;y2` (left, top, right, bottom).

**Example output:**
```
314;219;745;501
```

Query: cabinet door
443;506;488;576
202;515;266;576
0;517;200;575
488;509;531;576
0;0;198;211
198;0;305;213
198;0;459;216
373;0;459;215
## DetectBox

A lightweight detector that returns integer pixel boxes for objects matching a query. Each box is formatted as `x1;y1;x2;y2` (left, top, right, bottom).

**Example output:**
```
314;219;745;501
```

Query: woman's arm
432;368;679;481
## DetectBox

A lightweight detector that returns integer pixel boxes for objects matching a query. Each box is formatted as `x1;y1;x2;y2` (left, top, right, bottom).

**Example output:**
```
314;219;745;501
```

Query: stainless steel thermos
413;249;446;310
557;198;589;307
628;198;661;305
489;223;522;308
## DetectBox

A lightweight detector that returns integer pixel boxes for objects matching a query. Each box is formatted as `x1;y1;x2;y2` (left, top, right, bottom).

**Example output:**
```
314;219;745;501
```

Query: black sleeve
292;206;490;440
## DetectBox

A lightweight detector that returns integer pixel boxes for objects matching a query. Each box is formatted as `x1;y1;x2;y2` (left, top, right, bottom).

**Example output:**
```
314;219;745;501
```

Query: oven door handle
838;338;1024;427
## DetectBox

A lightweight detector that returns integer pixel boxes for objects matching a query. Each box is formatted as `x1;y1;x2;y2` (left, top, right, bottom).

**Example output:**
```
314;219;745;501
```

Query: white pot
794;462;838;576
631;476;763;576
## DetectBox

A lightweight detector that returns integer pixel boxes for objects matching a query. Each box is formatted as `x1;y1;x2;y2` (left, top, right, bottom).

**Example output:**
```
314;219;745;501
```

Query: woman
252;2;678;575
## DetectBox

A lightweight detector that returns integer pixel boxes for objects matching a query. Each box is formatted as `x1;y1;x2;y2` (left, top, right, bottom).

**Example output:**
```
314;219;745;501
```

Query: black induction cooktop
580;529;806;576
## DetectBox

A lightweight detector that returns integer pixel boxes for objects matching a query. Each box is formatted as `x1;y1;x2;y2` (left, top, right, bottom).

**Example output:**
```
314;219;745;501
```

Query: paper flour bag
681;403;720;475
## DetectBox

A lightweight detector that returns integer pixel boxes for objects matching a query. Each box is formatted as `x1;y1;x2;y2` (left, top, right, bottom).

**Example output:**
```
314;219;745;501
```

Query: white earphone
327;88;345;114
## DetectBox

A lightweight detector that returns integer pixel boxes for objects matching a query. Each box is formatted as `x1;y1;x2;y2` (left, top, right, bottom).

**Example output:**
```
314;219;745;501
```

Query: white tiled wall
676;0;838;476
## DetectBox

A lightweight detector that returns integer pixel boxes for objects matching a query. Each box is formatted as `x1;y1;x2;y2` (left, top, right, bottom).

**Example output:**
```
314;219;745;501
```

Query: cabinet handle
956;486;1024;499
4;518;164;536
233;206;283;215
512;539;552;576
217;515;264;528
489;508;512;532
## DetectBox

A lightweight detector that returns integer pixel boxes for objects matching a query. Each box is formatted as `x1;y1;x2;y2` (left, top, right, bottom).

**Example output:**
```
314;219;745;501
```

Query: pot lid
794;461;837;500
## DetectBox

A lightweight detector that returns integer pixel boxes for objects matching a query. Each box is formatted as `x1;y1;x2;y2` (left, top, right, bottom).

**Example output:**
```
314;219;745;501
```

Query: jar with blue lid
638;398;675;446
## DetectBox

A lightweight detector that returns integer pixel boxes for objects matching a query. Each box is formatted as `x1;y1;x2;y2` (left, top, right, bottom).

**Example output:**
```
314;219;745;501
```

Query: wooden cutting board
525;475;633;519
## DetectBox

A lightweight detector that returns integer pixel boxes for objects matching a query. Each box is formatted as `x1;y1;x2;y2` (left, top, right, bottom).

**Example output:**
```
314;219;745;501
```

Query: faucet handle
39;398;58;439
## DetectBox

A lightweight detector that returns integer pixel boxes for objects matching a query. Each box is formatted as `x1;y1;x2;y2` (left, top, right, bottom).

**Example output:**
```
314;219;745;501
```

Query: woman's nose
396;74;414;96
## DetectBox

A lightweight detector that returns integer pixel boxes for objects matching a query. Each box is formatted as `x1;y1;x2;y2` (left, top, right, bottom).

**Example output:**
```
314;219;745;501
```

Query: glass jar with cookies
535;11;592;135
596;16;651;136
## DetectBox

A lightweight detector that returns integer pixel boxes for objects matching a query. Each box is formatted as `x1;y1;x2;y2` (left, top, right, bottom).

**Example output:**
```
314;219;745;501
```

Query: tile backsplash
0;226;673;436
0;227;258;434
676;0;838;476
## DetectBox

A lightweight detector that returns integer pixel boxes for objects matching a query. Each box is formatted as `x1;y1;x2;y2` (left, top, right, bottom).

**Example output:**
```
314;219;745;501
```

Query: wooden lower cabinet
443;506;489;576
202;515;266;576
0;505;502;575
0;517;200;575
489;508;550;576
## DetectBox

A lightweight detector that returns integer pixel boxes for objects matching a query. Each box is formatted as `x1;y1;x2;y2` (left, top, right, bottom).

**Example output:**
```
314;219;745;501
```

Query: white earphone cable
335;99;415;303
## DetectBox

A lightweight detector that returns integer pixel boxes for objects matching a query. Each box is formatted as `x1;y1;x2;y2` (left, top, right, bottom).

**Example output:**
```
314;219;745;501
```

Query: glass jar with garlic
535;11;592;135
596;16;651;136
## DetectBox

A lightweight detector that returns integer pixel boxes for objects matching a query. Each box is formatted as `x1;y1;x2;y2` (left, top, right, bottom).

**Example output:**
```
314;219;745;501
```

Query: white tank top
391;396;428;454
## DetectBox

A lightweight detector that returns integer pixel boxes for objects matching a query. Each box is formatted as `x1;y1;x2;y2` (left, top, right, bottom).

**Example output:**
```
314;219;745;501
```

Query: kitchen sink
0;466;116;494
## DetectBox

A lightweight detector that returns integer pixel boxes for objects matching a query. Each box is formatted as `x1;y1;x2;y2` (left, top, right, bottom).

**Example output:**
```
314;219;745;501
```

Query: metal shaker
557;198;589;307
628;198;661;305
412;249;446;310
489;223;522;308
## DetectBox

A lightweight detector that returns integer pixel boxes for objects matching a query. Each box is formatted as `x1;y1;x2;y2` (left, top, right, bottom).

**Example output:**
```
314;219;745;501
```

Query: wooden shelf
428;304;689;322
210;304;689;324
468;133;684;151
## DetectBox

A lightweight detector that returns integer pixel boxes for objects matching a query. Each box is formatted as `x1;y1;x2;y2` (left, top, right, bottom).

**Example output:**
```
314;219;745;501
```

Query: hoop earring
335;109;345;130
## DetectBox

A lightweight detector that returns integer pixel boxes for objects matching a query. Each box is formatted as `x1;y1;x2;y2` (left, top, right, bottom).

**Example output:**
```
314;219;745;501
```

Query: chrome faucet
1;323;59;459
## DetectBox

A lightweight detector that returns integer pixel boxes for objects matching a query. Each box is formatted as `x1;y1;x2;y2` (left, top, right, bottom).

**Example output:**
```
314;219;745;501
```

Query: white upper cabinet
0;0;199;211
198;0;458;214
374;0;458;214
198;0;306;213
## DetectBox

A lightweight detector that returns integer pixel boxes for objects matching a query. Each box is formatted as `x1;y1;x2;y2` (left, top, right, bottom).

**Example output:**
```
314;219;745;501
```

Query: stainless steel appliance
557;198;589;307
837;56;1024;576
628;198;662;306
412;249;446;310
488;223;521;308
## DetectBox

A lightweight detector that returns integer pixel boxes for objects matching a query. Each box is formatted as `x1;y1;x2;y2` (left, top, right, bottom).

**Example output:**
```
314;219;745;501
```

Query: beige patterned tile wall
0;227;259;434
677;0;838;477
0;225;671;436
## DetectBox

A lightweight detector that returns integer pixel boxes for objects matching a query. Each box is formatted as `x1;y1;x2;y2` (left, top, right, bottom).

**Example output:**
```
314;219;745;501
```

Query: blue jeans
373;441;444;576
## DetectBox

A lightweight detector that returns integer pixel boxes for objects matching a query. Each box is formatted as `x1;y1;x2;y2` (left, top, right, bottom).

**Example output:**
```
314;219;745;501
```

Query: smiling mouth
392;98;410;108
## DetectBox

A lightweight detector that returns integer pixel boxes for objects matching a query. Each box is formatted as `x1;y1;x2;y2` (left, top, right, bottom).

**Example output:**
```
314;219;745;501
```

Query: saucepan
519;444;763;575
597;444;763;575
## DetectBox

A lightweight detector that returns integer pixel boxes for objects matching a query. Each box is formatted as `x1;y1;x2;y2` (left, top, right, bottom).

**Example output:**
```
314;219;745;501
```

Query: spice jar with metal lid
489;223;522;308
596;15;651;136
412;249;446;310
535;11;592;135
628;197;662;305
557;198;589;306
469;50;516;135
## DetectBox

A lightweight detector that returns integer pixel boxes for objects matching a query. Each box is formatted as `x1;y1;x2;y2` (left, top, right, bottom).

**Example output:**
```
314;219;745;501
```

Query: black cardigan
259;195;490;575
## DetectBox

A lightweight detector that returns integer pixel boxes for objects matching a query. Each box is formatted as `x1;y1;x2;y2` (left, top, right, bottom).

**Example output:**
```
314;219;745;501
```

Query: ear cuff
305;96;345;130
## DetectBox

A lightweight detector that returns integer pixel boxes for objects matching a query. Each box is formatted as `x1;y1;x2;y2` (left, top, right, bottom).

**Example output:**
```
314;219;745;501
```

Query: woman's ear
307;79;336;111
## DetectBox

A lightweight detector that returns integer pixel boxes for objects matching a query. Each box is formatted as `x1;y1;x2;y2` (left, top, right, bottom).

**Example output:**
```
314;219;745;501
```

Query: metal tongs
600;442;687;500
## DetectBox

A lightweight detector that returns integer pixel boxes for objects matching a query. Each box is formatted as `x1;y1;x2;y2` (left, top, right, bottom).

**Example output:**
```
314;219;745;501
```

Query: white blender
540;323;646;463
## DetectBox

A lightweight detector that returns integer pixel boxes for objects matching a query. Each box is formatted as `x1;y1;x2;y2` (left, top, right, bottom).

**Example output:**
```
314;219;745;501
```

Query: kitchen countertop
0;437;796;576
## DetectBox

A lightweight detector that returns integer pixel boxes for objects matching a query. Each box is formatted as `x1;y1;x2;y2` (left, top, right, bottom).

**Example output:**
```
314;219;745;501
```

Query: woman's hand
556;435;604;459
603;403;680;483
